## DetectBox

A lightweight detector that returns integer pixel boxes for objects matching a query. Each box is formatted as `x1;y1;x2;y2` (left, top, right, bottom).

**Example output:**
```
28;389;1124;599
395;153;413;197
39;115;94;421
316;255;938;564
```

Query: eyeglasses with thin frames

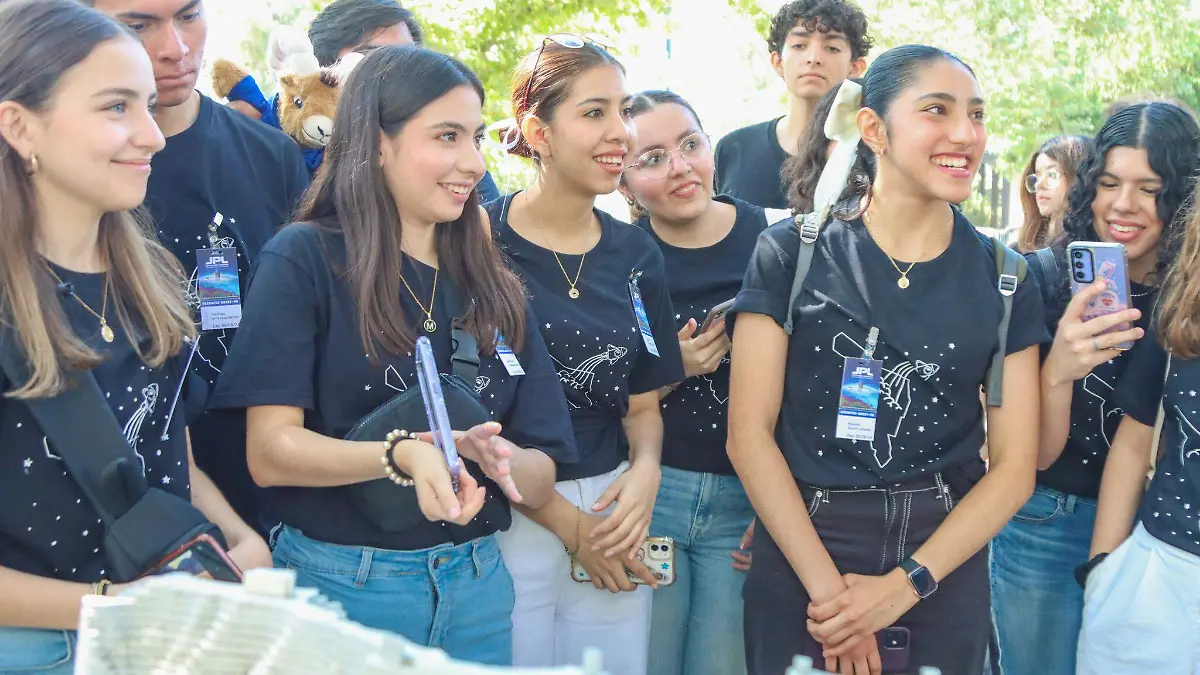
624;132;712;180
520;33;612;118
1025;168;1062;193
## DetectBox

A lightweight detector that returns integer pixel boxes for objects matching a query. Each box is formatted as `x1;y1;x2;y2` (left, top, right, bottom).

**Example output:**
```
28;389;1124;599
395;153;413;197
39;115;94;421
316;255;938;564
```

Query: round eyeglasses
624;132;713;180
1024;169;1063;193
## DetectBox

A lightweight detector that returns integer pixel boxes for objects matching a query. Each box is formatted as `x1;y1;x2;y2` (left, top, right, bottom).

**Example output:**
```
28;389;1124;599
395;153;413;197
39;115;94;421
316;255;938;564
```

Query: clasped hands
805;569;920;675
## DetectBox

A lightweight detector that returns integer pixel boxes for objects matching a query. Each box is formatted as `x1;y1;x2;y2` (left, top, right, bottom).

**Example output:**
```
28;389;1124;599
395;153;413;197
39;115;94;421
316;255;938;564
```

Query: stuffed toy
211;28;361;175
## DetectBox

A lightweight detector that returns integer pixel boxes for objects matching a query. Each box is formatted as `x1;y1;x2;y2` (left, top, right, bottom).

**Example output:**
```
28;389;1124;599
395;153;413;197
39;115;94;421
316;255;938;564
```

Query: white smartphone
571;536;676;587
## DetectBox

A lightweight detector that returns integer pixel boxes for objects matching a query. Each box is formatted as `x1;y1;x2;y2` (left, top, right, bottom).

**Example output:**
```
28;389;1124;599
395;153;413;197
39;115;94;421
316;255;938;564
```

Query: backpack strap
1033;246;1059;308
783;212;821;336
984;237;1026;407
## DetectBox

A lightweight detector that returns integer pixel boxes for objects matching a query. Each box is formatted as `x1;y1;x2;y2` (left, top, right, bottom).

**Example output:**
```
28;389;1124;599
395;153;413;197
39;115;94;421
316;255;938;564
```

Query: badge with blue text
494;332;525;376
628;271;660;357
195;248;242;330
836;327;882;442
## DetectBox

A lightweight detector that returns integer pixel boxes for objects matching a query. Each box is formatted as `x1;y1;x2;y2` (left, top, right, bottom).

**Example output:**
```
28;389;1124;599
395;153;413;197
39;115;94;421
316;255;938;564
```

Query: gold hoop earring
26;153;39;176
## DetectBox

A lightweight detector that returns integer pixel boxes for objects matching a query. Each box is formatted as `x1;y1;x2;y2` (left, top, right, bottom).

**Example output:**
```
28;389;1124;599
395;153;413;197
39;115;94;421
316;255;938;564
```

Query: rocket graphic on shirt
551;344;628;409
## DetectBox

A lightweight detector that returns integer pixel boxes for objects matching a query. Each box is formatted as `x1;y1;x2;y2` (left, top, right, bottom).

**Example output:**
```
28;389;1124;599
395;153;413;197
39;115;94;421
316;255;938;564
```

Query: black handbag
0;325;224;584
345;279;491;533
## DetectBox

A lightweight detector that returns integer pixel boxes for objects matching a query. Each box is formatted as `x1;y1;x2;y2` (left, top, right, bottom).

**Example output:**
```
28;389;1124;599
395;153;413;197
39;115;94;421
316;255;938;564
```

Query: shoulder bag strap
984;238;1026;407
783;212;822;336
437;275;480;384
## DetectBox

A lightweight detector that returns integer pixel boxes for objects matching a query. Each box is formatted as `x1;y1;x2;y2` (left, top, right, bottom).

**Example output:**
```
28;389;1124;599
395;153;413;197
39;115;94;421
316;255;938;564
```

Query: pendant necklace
864;210;919;290
46;265;115;342
526;193;587;299
400;260;438;333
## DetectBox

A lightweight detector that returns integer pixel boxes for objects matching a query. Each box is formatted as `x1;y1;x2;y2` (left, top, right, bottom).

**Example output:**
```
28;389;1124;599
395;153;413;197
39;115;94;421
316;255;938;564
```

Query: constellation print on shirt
833;332;940;468
475;375;491;394
1081;374;1122;448
700;353;732;405
1173;405;1200;465
552;344;628;409
384;366;409;393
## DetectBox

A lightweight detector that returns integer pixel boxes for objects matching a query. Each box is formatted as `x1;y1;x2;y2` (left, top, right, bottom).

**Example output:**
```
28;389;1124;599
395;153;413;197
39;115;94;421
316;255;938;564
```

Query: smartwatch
1074;552;1109;590
899;558;938;599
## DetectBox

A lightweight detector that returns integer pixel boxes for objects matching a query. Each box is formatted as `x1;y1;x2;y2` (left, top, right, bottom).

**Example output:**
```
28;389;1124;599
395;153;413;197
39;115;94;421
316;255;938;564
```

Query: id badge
835;327;882;442
495;332;525;376
628;274;660;357
195;248;242;330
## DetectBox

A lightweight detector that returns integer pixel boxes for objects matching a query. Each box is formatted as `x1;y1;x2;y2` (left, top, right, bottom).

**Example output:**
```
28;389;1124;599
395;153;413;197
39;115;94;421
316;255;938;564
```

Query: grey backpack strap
783;212;821;336
985;237;1026;407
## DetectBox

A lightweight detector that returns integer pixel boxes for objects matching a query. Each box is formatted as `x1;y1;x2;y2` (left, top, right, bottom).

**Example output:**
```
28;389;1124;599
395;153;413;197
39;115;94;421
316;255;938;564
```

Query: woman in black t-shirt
484;37;684;675
210;47;574;666
618;90;765;675
991;102;1199;675
727;46;1047;675
1077;191;1200;674
0;2;268;671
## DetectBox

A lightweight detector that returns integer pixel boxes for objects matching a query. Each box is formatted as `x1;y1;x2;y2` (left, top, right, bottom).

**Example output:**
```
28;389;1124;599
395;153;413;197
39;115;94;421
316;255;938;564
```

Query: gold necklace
46;266;114;342
863;210;918;290
526;193;586;300
399;260;438;333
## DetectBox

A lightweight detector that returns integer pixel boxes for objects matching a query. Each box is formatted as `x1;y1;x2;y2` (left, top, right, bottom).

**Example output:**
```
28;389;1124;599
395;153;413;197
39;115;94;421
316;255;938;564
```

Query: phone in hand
699;298;735;334
415;335;460;491
142;533;243;582
1067;241;1135;350
877;626;911;672
571;536;676;587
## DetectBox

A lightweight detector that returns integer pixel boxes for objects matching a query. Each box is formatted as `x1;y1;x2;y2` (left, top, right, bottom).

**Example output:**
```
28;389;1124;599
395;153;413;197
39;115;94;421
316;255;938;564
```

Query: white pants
497;462;652;675
1077;523;1200;674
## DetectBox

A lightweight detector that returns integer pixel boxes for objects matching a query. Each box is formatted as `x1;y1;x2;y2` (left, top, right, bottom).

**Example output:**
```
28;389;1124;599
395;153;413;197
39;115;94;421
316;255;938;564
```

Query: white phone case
571;536;676;587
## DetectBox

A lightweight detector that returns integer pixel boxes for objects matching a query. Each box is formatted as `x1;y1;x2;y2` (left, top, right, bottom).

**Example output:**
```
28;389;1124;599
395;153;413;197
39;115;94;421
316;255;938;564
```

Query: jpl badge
195;248;242;330
836;327;883;442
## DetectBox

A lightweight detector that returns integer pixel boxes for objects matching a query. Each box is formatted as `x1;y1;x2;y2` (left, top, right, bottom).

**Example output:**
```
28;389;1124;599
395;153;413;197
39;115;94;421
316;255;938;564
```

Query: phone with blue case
414;336;461;490
1067;241;1135;351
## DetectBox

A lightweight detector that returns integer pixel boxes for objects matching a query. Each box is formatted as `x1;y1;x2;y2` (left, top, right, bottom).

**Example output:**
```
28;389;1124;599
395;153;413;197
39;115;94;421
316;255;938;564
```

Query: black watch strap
899;558;938;599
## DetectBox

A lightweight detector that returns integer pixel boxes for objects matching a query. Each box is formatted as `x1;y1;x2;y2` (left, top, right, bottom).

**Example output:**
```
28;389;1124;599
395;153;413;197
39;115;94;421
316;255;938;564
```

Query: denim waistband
273;525;501;582
1032;483;1097;511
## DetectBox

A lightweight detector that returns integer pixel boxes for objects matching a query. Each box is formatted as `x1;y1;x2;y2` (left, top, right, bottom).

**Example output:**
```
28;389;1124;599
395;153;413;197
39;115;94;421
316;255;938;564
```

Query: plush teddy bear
211;28;361;175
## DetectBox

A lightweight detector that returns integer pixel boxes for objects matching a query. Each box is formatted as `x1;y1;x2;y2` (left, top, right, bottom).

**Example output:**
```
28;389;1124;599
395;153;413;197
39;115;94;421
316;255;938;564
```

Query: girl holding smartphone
485;36;684;675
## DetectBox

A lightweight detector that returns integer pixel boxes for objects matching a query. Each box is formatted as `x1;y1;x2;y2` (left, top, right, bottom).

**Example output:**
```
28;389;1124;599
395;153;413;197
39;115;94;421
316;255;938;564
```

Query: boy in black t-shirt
713;0;872;209
92;0;311;534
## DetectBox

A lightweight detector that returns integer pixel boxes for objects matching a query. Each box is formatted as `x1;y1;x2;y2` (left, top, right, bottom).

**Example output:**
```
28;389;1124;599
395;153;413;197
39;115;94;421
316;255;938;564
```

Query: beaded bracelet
380;429;417;487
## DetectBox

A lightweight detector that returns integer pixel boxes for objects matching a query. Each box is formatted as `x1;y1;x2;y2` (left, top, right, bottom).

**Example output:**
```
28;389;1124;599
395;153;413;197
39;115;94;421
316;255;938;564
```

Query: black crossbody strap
0;324;147;525
437;274;480;384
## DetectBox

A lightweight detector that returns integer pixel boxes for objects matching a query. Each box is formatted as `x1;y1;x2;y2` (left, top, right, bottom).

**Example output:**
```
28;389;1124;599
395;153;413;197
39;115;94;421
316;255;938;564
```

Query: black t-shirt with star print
635;196;768;475
487;194;686;482
1027;250;1157;499
0;265;193;582
728;211;1049;488
208;223;577;551
1114;323;1200;557
142;94;310;532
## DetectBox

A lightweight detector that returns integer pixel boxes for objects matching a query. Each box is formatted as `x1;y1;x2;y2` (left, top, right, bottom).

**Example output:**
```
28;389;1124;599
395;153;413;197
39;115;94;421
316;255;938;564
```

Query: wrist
897;557;938;599
1041;360;1074;389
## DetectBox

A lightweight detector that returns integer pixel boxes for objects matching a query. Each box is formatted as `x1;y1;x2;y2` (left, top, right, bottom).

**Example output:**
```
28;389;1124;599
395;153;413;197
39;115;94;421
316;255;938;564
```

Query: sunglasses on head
520;33;613;116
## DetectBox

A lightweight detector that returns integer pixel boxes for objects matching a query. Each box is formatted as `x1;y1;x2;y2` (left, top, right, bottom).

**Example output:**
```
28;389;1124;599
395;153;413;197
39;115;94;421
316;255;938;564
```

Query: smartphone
877;626;911;672
1067;241;1135;350
141;533;243;582
415;335;461;490
571;536;676;587
699;298;736;334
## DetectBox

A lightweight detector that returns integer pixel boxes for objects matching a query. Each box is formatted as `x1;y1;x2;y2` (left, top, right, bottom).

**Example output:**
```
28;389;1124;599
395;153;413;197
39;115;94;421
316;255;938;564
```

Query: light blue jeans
271;526;514;666
648;466;754;675
989;485;1095;675
0;627;75;675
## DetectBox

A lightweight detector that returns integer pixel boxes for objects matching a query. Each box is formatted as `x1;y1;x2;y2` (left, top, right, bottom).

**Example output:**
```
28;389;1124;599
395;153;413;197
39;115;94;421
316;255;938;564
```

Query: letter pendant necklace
400;261;438;333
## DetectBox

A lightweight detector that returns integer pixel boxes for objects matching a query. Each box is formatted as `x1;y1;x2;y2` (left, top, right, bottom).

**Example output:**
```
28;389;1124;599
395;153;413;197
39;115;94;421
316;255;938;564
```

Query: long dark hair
784;80;857;213
1054;102;1200;313
0;0;193;399
1015;135;1090;252
297;45;526;359
830;45;975;219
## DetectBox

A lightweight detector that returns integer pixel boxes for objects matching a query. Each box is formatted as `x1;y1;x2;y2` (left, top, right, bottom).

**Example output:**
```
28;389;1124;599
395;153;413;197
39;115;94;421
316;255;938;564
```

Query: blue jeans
990;485;1095;675
648;466;754;675
0;627;75;675
271;526;514;666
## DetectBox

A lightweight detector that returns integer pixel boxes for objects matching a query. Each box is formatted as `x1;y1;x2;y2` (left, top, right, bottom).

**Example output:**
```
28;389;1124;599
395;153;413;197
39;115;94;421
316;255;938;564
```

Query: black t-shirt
728;212;1049;487
208;223;576;550
143;94;310;529
1028;253;1157;499
635;196;768;475
486;195;685;481
1114;324;1200;557
713;117;791;210
0;266;192;582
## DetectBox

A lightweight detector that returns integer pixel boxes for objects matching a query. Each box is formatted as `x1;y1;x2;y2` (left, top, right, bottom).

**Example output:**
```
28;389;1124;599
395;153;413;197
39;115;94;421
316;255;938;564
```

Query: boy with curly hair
714;0;873;209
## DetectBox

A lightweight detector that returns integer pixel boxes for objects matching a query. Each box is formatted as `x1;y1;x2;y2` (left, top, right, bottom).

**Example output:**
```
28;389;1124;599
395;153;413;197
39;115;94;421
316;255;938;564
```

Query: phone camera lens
1074;261;1084;269
650;545;660;551
1073;250;1084;258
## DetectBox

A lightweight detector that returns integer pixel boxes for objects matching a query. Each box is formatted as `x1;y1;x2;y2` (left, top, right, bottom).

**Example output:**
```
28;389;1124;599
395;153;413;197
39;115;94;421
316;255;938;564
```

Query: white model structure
74;569;607;675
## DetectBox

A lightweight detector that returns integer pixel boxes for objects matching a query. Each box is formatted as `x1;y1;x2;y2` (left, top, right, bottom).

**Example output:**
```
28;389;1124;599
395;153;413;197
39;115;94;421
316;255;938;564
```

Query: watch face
909;567;937;598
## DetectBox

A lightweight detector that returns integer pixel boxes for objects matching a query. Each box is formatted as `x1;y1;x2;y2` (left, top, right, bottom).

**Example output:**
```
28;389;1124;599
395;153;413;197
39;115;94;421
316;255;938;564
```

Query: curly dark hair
1052;102;1200;313
767;0;873;61
783;81;852;213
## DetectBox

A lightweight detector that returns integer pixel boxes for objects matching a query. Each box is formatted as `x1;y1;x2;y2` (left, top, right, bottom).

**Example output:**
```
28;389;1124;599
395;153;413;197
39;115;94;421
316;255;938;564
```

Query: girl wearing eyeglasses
484;37;684;675
1014;136;1091;253
990;102;1199;675
614;90;764;675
